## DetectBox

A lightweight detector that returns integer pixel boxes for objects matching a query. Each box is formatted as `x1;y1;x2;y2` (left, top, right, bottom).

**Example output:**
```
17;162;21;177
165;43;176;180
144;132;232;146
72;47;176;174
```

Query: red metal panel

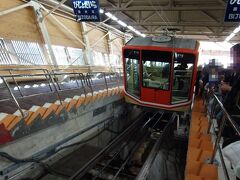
155;90;171;104
141;87;155;102
0;124;13;145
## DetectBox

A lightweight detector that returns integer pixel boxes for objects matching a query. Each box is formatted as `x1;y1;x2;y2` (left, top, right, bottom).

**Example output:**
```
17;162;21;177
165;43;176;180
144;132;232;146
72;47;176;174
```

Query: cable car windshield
172;53;195;104
142;50;172;90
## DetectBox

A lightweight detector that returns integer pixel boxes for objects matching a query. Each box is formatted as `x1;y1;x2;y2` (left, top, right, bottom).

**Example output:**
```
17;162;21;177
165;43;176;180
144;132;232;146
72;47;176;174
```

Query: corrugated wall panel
0;0;43;43
111;34;123;56
86;25;109;54
45;15;85;49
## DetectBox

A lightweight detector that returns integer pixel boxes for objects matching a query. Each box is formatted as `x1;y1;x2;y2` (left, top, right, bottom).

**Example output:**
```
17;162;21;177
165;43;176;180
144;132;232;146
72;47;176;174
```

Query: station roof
55;0;238;42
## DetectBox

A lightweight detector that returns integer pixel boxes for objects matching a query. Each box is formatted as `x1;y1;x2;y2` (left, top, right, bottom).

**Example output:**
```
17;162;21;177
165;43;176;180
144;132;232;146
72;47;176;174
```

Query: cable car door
123;49;141;99
141;50;172;105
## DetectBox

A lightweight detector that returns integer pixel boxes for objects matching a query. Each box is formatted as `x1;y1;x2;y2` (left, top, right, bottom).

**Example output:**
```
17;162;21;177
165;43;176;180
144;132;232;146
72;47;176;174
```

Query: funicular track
34;111;177;180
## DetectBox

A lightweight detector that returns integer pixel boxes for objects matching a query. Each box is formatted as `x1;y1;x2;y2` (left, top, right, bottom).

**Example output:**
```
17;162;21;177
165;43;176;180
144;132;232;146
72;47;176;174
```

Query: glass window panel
143;61;170;90
93;51;105;66
0;39;13;64
142;50;172;90
52;45;69;65
11;40;46;65
124;49;140;98
67;47;84;65
172;53;195;104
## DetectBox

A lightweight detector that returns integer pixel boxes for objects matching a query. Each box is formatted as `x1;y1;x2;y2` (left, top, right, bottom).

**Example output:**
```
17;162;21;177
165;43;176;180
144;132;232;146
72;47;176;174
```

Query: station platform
185;98;218;180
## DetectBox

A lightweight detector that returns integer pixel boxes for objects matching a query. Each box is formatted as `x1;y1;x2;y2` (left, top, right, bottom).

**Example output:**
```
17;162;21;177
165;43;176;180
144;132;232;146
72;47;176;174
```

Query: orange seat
76;96;85;108
84;94;92;105
42;103;59;120
25;107;47;125
66;99;77;112
56;105;65;115
1;114;21;131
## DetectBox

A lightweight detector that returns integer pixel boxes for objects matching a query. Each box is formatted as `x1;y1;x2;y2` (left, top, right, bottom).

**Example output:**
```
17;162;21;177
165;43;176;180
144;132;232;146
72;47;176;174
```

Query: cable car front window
172;53;195;104
142;50;172;90
124;49;140;98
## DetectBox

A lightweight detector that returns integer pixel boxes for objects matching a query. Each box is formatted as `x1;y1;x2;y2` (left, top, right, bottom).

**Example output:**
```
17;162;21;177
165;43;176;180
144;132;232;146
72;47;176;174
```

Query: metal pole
90;32;110;49
74;73;80;88
9;70;24;97
46;71;62;105
213;94;240;136
103;73;109;92
53;73;62;90
79;73;87;96
210;115;227;164
32;2;58;67
217;143;230;180
84;17;111;35
207;97;217;134
1;77;25;118
87;73;93;95
43;69;53;92
0;3;31;17
41;0;68;21
41;5;86;47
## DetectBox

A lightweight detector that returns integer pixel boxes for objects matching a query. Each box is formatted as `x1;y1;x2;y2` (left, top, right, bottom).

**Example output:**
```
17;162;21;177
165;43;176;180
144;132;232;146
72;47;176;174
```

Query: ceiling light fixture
105;12;118;21
117;20;127;27
104;11;147;37
233;26;240;34
100;9;104;14
224;25;240;42
127;26;135;31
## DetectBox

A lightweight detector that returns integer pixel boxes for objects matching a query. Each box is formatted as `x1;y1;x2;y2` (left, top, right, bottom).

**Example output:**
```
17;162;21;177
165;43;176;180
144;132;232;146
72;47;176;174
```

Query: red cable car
122;36;200;112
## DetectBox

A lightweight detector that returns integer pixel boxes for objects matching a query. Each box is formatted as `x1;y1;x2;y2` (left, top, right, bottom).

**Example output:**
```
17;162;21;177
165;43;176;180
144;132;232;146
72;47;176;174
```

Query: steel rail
136;113;177;180
92;112;162;180
111;112;165;180
69;112;152;180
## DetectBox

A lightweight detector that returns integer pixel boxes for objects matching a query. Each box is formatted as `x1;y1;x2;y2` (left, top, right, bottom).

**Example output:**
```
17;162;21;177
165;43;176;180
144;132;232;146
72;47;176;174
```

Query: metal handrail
205;91;240;180
207;92;240;136
0;71;122;119
1;77;25;118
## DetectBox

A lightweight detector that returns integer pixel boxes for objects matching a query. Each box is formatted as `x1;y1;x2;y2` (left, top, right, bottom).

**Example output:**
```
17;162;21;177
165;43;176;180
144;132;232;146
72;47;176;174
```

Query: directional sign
225;0;240;22
72;0;100;22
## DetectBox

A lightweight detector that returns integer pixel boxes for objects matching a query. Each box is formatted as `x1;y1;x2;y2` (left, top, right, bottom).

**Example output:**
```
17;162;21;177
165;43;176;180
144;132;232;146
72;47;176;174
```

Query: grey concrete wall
0;94;127;179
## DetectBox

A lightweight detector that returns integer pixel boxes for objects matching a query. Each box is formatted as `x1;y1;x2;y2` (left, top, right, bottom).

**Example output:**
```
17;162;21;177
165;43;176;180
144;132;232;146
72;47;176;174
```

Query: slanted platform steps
185;99;218;180
0;86;124;145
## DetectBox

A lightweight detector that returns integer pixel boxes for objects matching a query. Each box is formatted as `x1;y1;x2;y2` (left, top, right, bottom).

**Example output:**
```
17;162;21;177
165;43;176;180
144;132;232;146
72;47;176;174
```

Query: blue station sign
72;0;100;22
225;0;240;22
